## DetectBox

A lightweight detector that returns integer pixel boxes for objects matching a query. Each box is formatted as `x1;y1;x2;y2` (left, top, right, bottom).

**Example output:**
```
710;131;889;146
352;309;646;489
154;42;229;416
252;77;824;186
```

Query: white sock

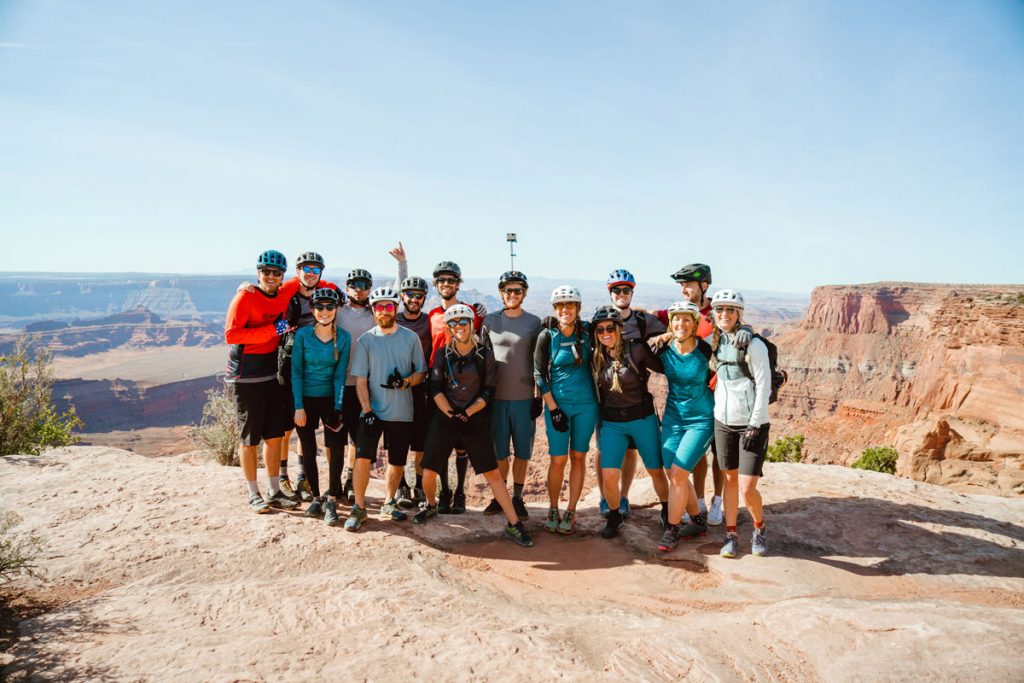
247;480;261;497
269;476;281;495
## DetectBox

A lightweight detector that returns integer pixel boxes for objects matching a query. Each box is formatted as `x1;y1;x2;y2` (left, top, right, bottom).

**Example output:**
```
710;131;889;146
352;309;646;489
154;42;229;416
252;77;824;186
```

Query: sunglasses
313;303;337;311
553;302;577;309
259;268;284;277
610;286;633;295
436;277;459;285
595;323;618;334
348;281;371;291
446;318;471;328
715;307;739;314
403;291;426;300
373;303;396;312
502;287;525;296
301;266;322;275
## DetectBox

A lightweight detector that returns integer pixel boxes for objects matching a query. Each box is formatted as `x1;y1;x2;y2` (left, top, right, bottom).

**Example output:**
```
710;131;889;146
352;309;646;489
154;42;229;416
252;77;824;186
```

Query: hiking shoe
544;508;561;533
343;477;355;504
678;518;708;540
344;504;367;532
600;511;624;539
482;498;503;516
413;486;426;506
504;522;535;548
266;490;300;510
658;525;681;552
720;533;739;558
451;491;467;514
304;499;323;518
437;490;453;514
324;499;339;526
512;497;529;521
599;498;610;519
707;496;723;526
396;483;415;509
557;510;577;535
279;478;300;502
751;528;767;556
249;493;270;514
381;499;408;522
618;497;631;519
412;504;438;525
296;478;314;503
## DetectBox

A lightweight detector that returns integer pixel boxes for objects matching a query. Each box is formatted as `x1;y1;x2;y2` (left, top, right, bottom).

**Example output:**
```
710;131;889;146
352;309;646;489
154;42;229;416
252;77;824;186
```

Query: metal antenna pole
506;233;517;270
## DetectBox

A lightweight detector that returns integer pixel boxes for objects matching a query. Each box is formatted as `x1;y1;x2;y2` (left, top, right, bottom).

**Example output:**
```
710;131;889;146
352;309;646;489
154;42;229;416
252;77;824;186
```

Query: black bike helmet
432;261;462;280
311;288;340;304
400;276;429;293
671;263;712;285
296;251;325;268
498;270;528;289
591;305;624;326
257;250;287;271
346;268;373;286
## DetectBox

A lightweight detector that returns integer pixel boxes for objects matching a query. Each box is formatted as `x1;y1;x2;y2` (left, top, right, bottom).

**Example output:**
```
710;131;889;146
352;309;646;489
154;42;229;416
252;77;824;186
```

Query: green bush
767;434;804;463
191;386;242;466
1016;292;1024;305
0;510;42;583
852;446;899;474
0;337;82;456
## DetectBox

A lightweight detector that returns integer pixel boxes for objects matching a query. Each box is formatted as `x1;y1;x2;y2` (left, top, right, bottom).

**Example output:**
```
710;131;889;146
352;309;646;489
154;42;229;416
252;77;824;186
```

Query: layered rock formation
773;283;1024;495
51;376;222;431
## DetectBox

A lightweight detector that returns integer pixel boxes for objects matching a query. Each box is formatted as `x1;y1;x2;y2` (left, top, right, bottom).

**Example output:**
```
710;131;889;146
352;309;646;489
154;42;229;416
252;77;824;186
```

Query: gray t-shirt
483;310;542;401
336;305;375;386
350;325;426;422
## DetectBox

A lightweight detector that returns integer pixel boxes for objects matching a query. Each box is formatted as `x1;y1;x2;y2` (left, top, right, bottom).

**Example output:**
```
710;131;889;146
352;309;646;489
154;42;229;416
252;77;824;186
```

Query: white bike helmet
550;285;582;305
667;301;702;321
443;303;475;324
369;286;401;305
711;289;745;310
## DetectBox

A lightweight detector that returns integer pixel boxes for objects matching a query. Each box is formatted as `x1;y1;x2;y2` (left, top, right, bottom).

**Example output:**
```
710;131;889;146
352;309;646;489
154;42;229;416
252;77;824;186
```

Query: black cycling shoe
396;483;415;509
437;490;453;514
482;498;503;516
451;491;467;514
600;510;624;539
512;497;529;521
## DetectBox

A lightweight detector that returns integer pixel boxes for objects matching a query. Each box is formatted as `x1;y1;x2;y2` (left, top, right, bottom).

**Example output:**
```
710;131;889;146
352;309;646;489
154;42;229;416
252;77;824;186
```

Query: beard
403;300;422;314
375;312;397;329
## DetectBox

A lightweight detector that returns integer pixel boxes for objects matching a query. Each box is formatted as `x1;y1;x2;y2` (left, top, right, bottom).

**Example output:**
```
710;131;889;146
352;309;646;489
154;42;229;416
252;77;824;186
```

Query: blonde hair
709;310;745;372
592;327;627;393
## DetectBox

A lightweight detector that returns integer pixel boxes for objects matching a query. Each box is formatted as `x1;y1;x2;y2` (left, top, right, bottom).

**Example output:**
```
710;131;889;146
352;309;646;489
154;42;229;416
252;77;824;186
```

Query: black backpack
718;334;788;403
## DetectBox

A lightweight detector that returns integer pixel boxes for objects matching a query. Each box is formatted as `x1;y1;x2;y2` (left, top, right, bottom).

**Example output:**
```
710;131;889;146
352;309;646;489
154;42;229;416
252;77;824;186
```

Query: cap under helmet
607;269;636;289
433;261;462;280
591;305;624;325
443;303;475;324
671;263;712;285
369;286;401;305
346;268;373;285
498;270;528;288
550;285;582;305
710;289;745;310
257;250;287;271
400;276;429;293
296;251;325;268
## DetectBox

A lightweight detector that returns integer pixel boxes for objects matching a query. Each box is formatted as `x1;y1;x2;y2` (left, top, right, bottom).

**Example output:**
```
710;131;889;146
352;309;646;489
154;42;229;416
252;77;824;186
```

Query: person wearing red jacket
224;250;300;514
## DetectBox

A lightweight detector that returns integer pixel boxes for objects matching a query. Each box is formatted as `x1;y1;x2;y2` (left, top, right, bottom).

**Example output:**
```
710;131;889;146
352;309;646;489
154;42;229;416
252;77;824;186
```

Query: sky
1;0;1022;293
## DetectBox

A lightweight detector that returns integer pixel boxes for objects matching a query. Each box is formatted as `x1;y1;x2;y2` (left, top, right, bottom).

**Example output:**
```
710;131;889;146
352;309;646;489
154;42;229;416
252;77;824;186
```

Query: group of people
224;246;772;557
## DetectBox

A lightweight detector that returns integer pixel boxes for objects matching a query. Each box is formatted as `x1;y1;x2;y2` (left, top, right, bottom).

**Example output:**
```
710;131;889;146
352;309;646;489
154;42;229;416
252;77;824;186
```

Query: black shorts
338;388;361;446
714;421;769;477
409;384;430;452
422;412;497;476
229;380;287;447
356;419;411;467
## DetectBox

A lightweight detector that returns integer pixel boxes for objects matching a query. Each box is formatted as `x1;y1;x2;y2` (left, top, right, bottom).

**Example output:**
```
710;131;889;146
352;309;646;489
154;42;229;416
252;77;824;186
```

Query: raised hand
388;241;406;263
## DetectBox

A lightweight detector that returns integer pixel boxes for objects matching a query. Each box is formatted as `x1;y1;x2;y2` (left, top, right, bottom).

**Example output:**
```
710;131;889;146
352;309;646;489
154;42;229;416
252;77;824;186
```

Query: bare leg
263;437;282;477
241;445;259;482
646;467;669;502
386;464;404;502
740;475;763;526
547;455;567;508
723;469;740;527
422;469;438;505
497;458;510;486
353;458;371;508
511;457;528;489
567;450;587;510
692;453;708;505
620;449;639;498
666;466;692;526
601;468;622;511
484;470;518;524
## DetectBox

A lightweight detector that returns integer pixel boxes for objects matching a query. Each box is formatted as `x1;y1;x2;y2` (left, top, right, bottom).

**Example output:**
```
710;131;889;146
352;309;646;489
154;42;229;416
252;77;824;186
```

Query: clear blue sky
2;1;1022;292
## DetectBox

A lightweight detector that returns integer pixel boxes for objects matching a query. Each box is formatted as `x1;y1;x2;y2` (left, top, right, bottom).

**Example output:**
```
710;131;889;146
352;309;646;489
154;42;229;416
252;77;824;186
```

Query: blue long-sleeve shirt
291;325;350;410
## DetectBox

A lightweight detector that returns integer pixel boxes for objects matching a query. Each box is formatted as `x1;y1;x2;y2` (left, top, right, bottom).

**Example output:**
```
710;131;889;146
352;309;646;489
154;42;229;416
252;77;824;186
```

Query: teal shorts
544;401;598;456
598;414;661;470
661;415;714;472
490;399;537;461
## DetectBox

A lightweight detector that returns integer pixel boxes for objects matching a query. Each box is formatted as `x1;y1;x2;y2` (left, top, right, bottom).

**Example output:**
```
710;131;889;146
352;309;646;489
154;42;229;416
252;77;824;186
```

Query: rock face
51;376;222;431
1;448;1022;681
773;283;1024;496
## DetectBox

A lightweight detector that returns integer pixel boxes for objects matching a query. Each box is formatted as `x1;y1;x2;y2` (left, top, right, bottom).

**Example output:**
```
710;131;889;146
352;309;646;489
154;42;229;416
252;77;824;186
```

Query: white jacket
713;334;771;428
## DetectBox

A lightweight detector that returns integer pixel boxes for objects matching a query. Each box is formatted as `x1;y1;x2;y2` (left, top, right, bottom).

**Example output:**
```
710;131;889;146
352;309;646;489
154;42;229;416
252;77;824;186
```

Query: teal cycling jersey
291;325;351;410
659;339;714;427
533;323;596;405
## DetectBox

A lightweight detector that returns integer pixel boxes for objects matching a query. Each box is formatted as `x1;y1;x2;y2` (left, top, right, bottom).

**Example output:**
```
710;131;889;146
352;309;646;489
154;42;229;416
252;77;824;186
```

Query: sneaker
303;499;323;518
344;504;367;532
266;490;300;510
343;477;355;504
324;499;339;526
557;509;577;535
249;493;270;514
678;517;708;540
279;478;300;502
720;533;739;558
512;497;529;521
396;483;415;509
544;508;561;533
658;525;681;552
482;498;503;516
413;504;438;525
451;491;467;514
618;497;631;519
437;490;453;514
751;528;767;556
413;486;426;506
599;498;610;519
698;497;708;516
296;478;314;503
707;496;724;526
504;521;535;547
381;499;408;522
600;510;624;539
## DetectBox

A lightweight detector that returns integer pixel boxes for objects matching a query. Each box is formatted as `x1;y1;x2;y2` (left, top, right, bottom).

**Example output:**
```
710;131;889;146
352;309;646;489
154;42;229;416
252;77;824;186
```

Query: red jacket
224;287;289;381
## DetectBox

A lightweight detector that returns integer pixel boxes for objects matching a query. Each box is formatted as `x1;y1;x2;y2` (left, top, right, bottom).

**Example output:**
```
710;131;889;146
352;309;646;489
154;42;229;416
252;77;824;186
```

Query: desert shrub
0;337;82;456
852;446;898;474
191;387;241;466
1016;292;1024;305
0;511;42;583
767;434;804;463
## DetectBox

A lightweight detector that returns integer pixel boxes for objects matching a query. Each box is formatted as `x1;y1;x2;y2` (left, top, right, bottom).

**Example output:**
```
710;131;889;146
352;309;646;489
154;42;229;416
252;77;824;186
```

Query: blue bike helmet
607;269;636;289
257;250;287;271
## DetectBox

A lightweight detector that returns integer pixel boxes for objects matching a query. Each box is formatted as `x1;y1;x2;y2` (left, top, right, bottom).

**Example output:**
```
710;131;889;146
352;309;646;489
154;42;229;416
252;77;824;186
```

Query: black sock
660;501;668;514
513;483;524;499
415;473;423;488
455;455;468;494
607;509;622;525
439;465;450;494
693;512;707;526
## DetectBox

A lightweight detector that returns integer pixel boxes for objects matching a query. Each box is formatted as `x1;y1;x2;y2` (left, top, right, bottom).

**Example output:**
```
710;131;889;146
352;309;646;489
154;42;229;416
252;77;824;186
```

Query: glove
448;406;469;423
324;410;344;432
549;407;569;433
742;425;763;451
274;317;293;336
360;411;378;429
734;326;753;350
381;368;406;389
473;302;487;319
530;397;543;420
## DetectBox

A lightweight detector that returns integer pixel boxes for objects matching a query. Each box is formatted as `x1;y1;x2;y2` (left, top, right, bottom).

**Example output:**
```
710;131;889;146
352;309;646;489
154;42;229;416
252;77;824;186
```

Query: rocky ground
1;447;1023;681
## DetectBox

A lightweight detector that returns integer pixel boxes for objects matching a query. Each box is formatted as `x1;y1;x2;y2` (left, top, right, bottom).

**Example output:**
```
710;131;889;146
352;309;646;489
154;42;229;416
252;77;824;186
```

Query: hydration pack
717;334;787;403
